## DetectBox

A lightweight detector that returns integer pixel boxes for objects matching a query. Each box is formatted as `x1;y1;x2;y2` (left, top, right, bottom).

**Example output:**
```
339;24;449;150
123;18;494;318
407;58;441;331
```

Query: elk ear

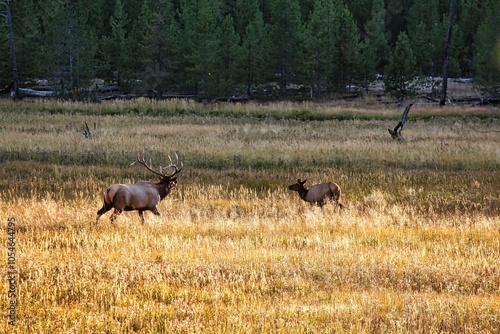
297;179;301;183
301;179;307;185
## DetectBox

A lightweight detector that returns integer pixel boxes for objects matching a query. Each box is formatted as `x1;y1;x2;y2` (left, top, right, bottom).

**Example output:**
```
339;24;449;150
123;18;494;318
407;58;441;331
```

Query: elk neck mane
140;176;175;199
297;186;309;200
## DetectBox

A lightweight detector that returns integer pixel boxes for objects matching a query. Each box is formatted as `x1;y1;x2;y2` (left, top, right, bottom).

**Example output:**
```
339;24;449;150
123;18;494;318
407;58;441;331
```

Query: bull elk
96;153;183;223
289;179;343;208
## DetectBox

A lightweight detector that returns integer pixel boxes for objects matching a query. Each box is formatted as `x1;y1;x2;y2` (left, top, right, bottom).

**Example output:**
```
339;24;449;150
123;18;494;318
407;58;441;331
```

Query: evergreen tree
9;0;42;83
101;0;130;86
440;0;457;106
212;14;240;96
124;0;147;23
453;0;483;77
456;0;491;77
359;0;389;91
474;0;500;94
303;0;360;96
332;2;361;93
303;0;339;97
300;0;315;21
258;0;272;25
385;0;410;45
448;23;465;77
407;0;445;76
0;14;8;86
0;0;497;100
235;0;270;96
45;1;99;98
1;0;19;98
178;0;223;96
234;0;256;39
129;0;180;97
345;0;372;32
384;31;416;98
268;0;304;97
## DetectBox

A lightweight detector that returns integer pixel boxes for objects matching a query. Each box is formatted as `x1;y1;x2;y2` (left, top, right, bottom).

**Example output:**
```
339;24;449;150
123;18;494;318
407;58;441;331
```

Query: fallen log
421;95;439;103
97;93;137;101
19;88;54;97
421;94;498;105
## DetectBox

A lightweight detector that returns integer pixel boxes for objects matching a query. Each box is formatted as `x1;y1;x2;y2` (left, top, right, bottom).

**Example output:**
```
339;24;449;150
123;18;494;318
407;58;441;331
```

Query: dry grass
0;99;499;333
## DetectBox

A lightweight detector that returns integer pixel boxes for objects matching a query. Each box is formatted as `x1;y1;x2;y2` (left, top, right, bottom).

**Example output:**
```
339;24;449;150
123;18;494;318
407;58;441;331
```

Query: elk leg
335;196;343;209
152;207;160;216
110;209;122;223
333;193;343;209
138;211;145;223
96;202;112;223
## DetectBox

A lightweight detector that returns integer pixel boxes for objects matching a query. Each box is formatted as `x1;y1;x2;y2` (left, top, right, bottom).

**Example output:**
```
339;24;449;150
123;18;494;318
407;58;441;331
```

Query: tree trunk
440;0;456;106
3;1;20;100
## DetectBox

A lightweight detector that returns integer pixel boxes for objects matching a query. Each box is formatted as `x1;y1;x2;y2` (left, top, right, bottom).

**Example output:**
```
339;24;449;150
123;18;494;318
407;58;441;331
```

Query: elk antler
162;152;183;177
130;152;182;178
130;153;165;178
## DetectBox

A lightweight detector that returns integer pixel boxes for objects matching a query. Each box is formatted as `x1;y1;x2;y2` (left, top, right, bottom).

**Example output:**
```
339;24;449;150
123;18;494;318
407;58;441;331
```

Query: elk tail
97;189;112;214
105;188;116;207
96;188;117;223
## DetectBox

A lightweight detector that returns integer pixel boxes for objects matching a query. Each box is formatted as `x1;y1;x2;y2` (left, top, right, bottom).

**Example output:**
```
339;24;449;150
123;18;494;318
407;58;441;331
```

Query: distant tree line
0;0;498;100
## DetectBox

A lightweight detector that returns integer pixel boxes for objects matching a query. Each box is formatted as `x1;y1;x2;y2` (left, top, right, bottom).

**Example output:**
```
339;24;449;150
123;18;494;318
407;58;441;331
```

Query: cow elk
289;179;343;208
96;153;183;224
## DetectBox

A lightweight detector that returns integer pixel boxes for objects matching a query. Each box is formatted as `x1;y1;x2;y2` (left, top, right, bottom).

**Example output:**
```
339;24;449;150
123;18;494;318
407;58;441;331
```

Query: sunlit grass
0;100;499;333
1;188;499;333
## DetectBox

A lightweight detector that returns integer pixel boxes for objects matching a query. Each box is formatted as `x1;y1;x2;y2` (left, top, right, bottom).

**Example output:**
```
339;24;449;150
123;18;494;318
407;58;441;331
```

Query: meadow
0;99;499;333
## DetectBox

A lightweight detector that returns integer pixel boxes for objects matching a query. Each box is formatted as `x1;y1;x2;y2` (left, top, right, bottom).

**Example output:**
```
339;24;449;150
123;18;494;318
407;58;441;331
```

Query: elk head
289;179;308;198
96;153;183;224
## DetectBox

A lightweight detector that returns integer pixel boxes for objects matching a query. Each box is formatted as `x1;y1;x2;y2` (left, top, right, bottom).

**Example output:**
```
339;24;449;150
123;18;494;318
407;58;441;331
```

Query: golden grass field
0;99;499;333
